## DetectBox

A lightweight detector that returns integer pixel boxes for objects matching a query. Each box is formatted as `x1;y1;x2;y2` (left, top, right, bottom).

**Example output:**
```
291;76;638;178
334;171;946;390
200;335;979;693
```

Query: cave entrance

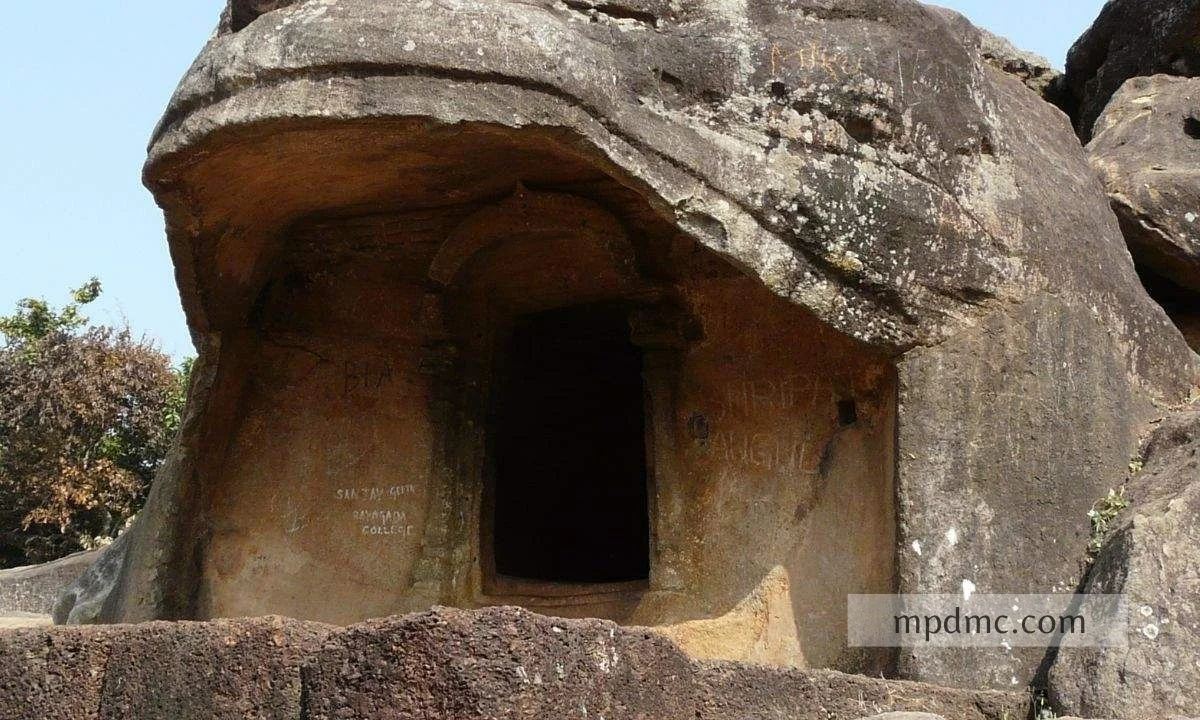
488;303;650;586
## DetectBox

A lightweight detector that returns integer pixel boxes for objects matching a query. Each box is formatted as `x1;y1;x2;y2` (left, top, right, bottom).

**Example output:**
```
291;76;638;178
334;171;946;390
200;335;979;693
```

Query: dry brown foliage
0;327;187;566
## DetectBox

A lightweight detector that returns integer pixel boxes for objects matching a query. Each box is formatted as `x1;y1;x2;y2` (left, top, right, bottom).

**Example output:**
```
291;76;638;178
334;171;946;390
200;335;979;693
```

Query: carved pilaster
629;301;701;593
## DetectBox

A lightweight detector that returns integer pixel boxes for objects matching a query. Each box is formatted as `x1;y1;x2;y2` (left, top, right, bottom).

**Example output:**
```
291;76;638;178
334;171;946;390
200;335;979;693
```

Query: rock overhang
145;0;1119;357
77;0;1200;693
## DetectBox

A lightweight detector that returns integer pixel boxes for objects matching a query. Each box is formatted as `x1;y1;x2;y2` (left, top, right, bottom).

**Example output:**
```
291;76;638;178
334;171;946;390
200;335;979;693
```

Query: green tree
0;280;191;567
0;278;101;344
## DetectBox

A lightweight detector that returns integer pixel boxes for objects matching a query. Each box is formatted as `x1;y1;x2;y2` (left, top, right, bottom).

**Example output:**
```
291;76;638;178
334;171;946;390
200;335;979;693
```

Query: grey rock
1048;408;1200;719
926;6;1062;101
0;549;97;616
1087;74;1200;350
224;0;299;33
1089;74;1200;285
894;293;1190;688
51;529;131;625
979;28;1062;100
859;714;947;720
1064;0;1200;139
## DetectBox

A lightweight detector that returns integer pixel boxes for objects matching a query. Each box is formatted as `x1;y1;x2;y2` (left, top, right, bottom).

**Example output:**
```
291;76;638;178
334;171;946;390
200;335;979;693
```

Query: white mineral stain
962;579;976;601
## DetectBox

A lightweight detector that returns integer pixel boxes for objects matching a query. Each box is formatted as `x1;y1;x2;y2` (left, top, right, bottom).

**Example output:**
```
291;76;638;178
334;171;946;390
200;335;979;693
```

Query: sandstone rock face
1048;407;1200;719
1087;74;1200;349
0;607;1028;720
0;550;97;619
60;0;1198;694
1064;0;1200;138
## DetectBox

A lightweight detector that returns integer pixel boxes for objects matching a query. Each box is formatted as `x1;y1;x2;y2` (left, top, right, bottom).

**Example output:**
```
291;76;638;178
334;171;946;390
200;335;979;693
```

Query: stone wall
0;607;1029;720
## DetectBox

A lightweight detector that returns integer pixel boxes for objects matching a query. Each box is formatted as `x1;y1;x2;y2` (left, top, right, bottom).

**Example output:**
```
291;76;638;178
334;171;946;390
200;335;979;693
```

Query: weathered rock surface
1064;0;1200;138
222;0;300;33
1;606;1028;720
63;0;1199;697
50;531;131;625
925;6;1061;101
0;550;97;618
148;0;1188;364
1;614;323;720
1087;74;1200;349
892;290;1196;694
978;28;1063;101
1089;74;1200;287
1048;407;1200;719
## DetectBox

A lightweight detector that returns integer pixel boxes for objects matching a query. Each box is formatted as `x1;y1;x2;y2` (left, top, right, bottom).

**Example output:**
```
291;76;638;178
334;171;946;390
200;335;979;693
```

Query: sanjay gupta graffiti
336;485;420;537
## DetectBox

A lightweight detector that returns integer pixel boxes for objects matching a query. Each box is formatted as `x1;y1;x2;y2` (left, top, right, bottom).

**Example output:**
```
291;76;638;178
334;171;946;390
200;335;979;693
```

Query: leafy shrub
0;280;190;567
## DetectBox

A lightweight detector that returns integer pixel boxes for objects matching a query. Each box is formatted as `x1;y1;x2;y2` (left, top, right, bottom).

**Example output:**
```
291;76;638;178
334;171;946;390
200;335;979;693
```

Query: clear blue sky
0;1;1105;361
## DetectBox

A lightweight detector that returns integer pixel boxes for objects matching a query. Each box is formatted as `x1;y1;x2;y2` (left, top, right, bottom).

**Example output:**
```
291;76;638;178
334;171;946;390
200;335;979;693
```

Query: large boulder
146;0;1175;353
1048;407;1200;719
60;0;1198;694
1087;74;1200;349
0;606;1029;720
1064;0;1200;139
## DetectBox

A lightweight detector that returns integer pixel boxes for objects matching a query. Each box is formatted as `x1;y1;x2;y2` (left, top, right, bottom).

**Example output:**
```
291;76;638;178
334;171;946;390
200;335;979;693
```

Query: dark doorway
489;304;650;584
